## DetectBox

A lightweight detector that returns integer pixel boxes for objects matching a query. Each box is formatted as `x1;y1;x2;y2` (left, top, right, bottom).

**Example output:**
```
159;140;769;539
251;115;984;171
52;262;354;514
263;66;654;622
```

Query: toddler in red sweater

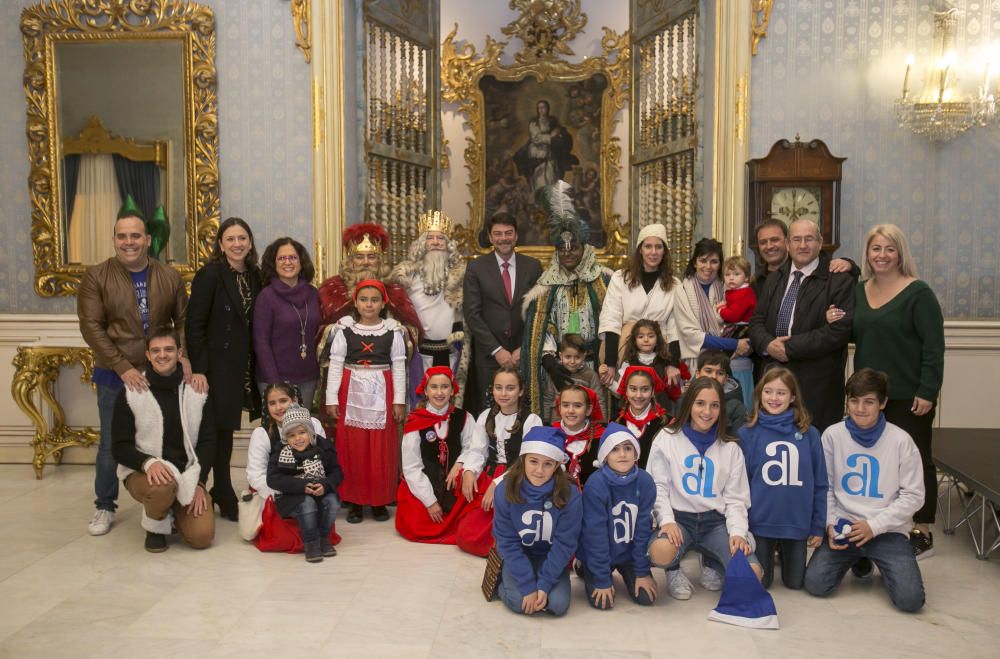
716;255;756;328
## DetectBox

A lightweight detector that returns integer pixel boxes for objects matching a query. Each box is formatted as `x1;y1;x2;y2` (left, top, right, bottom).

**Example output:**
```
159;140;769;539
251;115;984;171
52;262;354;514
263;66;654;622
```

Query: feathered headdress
342;223;389;256
537;181;588;248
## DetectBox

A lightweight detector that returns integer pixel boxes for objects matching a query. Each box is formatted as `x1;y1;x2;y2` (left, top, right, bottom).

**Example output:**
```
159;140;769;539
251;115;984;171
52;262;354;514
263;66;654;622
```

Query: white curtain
67;153;119;264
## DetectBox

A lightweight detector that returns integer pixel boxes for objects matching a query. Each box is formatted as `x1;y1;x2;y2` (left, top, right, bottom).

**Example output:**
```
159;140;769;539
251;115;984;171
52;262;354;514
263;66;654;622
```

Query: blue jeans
804;533;925;613
291;492;340;543
581;561;654;608
755;536;807;590
653;510;759;573
95;384;121;511
498;554;571;616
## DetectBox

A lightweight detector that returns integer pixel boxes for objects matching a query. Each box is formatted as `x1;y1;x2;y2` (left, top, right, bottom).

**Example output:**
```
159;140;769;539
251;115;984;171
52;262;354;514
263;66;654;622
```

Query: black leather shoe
210;487;239;522
321;540;338;557
372;506;389;522
145;532;168;553
347;504;363;524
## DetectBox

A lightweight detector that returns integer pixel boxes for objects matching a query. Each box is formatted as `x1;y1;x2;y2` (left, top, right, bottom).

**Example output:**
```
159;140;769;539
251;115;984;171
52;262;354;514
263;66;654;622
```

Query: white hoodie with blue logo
821;421;924;538
647;427;751;537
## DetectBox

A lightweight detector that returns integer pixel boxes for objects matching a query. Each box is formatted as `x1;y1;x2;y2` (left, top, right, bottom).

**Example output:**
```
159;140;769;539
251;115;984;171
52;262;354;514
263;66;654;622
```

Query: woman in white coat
597;223;683;388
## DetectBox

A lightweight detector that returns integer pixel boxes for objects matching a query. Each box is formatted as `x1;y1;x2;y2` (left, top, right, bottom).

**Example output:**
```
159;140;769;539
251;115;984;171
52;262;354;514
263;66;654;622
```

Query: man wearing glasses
749;219;858;431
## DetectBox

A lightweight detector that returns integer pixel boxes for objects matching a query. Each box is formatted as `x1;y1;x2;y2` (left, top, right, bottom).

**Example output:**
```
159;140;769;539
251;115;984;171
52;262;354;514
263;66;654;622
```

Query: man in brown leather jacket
77;212;189;536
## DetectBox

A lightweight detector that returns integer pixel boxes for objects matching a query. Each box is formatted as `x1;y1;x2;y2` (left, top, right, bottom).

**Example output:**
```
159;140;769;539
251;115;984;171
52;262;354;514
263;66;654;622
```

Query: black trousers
884;399;937;525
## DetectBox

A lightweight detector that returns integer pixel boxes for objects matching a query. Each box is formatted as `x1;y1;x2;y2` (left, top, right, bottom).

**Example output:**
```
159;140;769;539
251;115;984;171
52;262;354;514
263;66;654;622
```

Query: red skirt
253;497;341;554
456;465;506;557
394;475;476;545
336;369;399;506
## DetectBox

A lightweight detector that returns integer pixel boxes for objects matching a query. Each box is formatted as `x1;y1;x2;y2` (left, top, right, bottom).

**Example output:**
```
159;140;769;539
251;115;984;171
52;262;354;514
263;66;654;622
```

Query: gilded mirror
21;0;219;296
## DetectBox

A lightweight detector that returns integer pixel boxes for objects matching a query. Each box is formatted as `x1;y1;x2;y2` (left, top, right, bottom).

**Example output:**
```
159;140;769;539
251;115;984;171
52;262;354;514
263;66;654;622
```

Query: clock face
770;186;822;224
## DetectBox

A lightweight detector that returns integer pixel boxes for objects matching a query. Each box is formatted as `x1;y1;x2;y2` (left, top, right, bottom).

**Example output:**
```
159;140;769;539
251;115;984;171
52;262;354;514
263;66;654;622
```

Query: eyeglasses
276;255;300;263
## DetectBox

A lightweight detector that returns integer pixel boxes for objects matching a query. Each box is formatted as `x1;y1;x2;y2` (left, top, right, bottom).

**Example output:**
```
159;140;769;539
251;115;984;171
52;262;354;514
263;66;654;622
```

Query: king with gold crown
389;210;469;406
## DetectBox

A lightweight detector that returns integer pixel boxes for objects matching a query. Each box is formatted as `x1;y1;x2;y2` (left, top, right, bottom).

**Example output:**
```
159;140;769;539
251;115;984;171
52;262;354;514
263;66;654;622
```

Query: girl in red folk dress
553;384;606;488
396;367;488;544
324;279;407;524
614;365;672;471
456;366;543;557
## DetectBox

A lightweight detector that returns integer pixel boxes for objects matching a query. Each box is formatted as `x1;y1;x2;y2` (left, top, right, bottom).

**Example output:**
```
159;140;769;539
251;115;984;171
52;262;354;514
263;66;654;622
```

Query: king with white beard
390;211;468;405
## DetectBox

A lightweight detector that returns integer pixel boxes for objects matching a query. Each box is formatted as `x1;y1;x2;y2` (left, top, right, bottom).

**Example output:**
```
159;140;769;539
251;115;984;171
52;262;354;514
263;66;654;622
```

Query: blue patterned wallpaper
750;0;1000;319
0;0;313;313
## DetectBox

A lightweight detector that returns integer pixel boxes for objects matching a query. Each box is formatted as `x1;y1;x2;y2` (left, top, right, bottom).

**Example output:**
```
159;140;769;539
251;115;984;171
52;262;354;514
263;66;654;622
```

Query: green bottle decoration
148;206;170;260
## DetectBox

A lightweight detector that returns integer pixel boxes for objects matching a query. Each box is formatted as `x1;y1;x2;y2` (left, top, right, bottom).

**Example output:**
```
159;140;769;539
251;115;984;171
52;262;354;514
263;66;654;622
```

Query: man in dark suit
749;218;858;431
463;211;543;413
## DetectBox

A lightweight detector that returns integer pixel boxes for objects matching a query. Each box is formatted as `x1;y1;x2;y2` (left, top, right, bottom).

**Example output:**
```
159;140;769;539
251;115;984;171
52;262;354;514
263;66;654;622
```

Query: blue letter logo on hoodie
611;500;639;544
842;453;884;499
518;509;553;546
762;441;804;487
682;454;716;498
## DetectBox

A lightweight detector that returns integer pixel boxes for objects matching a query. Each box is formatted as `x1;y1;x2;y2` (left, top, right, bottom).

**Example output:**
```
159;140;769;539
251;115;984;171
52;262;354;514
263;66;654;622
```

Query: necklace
290;302;309;359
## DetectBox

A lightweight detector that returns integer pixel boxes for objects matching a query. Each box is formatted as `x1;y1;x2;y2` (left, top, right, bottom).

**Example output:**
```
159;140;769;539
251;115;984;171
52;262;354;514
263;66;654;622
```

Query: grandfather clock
746;136;846;252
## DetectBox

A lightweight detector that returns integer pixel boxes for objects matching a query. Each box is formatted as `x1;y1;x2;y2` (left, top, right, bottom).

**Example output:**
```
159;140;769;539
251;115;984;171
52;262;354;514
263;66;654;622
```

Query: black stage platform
934;428;1000;559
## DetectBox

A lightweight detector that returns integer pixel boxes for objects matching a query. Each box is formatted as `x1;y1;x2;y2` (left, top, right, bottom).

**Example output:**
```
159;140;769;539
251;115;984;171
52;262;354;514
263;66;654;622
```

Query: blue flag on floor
707;550;779;629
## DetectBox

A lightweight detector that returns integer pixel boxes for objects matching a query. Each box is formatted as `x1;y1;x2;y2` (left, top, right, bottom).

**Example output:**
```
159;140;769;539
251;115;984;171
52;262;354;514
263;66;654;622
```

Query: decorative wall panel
750;0;999;319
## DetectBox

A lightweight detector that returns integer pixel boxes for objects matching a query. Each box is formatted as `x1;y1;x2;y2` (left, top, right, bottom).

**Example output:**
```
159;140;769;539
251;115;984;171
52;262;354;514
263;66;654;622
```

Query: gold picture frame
441;22;630;266
21;0;220;296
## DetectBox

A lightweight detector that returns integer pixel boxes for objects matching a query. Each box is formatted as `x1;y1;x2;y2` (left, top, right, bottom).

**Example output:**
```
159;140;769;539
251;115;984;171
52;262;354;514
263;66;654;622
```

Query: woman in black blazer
185;217;263;520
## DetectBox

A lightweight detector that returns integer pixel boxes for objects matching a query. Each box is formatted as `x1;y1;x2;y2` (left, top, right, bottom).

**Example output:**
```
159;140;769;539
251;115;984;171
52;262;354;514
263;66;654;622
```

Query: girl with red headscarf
395;367;488;544
614;365;672;471
553;384;605;487
324;279;407;523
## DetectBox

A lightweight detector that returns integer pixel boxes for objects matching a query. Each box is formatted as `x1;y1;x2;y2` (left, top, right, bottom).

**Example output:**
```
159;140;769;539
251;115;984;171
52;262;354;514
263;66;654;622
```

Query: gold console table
11;346;99;479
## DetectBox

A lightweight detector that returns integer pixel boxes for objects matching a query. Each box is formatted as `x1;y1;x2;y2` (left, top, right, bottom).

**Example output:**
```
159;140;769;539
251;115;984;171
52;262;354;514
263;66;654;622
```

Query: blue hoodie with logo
738;410;827;539
577;464;657;589
493;477;583;597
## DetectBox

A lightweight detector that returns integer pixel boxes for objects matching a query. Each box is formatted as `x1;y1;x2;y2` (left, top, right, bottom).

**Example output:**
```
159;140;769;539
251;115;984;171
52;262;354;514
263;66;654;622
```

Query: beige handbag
237;490;265;541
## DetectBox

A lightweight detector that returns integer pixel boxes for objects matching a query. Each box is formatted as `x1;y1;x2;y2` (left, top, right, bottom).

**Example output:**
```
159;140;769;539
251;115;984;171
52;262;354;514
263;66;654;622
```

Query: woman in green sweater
827;224;944;559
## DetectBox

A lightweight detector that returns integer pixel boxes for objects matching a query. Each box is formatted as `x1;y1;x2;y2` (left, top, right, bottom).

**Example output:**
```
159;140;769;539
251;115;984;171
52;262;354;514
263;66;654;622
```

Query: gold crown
349;232;382;255
418;210;452;238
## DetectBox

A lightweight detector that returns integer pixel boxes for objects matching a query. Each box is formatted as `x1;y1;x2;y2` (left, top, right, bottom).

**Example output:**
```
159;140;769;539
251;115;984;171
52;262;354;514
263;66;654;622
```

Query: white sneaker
700;565;722;591
667;569;693;600
88;509;114;536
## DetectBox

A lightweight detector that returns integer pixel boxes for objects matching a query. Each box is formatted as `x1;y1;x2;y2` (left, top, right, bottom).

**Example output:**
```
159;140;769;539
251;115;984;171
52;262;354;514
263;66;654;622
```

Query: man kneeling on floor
112;329;216;552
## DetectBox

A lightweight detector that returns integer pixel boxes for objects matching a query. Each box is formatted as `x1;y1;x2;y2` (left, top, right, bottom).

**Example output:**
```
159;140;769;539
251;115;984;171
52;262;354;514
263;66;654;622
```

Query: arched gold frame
21;0;219;296
441;24;630;267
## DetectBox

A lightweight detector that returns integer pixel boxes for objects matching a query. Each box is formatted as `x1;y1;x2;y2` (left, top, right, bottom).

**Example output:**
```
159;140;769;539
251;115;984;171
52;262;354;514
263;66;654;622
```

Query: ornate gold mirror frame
21;0;219;296
441;2;630;266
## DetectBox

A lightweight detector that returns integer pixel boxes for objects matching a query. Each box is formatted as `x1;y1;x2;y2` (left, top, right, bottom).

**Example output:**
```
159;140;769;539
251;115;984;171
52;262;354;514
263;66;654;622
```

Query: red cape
317;275;422;345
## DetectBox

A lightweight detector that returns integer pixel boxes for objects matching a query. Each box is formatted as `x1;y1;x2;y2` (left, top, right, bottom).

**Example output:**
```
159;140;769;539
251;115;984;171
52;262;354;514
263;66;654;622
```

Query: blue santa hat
594;422;640;467
520;426;568;464
707;550;779;629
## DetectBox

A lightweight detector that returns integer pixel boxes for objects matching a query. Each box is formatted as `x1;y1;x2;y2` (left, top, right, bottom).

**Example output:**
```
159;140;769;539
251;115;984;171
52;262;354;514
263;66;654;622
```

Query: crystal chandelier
895;6;997;142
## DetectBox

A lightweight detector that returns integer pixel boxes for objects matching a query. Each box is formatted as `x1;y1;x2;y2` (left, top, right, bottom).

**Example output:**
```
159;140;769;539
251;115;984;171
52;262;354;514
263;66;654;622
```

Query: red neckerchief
555;421;593;482
403;405;454;434
621;404;665;435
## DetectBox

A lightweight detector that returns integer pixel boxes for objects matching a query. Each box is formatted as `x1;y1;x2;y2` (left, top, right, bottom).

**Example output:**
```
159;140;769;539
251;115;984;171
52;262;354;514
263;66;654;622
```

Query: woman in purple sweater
254;238;321;410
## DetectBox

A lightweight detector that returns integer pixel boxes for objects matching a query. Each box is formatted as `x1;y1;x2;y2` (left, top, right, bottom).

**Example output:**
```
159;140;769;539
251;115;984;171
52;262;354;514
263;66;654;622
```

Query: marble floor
1;465;998;658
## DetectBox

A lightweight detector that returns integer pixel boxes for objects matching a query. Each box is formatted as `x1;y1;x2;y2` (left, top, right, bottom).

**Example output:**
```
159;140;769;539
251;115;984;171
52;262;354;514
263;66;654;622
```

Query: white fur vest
116;383;208;509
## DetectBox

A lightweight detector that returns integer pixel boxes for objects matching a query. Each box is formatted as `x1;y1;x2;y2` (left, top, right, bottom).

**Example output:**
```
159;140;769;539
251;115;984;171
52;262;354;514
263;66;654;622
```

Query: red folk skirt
253;497;341;554
455;465;506;557
395;471;479;545
336;369;399;506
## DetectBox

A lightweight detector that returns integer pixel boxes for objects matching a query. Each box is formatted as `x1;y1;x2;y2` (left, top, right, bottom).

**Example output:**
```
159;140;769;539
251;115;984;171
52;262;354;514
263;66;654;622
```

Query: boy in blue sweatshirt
738;367;827;589
804;369;925;613
493;426;583;616
577;423;658;609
